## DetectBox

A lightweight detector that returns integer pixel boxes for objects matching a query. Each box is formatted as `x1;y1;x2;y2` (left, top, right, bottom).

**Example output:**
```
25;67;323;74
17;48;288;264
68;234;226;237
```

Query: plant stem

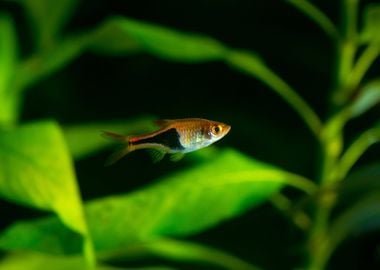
347;42;380;90
332;0;359;107
307;1;360;269
336;128;380;180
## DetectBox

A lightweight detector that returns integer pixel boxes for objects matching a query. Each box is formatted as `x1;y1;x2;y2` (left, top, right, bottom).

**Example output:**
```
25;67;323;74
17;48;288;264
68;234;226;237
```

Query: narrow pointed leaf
351;79;380;117
89;17;227;61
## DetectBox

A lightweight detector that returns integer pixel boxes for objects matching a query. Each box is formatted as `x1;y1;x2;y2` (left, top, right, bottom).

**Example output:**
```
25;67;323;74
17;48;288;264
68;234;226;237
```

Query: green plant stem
333;0;359;106
287;0;339;40
337;128;380;180
307;205;333;270
348;42;380;90
308;2;360;269
307;143;339;270
226;50;322;137
84;238;96;268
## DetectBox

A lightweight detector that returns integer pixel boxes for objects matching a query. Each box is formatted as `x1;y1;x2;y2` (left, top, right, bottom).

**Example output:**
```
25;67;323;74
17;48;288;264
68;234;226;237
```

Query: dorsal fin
154;119;174;128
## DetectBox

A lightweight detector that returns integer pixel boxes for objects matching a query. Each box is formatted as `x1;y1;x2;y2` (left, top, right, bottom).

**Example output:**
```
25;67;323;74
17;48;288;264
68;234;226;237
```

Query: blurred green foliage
0;0;379;269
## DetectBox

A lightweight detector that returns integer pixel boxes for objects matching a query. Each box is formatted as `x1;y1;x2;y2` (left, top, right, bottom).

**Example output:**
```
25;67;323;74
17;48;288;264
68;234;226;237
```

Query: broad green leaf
0;149;315;255
20;0;78;49
0;121;94;262
86;149;301;251
0;14;19;127
0;217;82;255
89;17;227;61
63;116;156;160
351;79;380;117
360;4;380;43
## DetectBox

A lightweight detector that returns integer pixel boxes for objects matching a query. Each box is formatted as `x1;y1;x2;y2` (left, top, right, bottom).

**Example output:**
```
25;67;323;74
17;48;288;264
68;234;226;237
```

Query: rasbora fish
102;118;231;165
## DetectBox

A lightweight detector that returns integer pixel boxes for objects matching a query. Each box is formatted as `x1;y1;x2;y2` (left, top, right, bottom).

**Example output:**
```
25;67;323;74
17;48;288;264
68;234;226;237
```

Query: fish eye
211;125;222;135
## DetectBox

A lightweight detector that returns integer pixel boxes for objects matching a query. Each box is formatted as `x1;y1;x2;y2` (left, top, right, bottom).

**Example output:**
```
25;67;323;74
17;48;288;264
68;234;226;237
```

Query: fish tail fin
101;131;129;143
101;131;132;166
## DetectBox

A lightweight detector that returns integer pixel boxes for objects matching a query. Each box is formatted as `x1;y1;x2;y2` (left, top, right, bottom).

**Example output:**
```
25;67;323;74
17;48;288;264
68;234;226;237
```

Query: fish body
102;118;231;165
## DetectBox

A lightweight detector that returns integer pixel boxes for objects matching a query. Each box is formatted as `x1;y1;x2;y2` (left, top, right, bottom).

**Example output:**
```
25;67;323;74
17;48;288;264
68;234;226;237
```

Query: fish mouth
223;124;231;135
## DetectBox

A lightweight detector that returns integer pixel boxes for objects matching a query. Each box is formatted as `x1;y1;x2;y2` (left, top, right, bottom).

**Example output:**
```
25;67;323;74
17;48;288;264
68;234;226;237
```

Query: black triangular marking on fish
131;128;185;151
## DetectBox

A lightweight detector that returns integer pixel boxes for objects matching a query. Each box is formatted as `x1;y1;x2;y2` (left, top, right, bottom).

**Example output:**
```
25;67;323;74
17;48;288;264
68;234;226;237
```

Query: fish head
207;121;231;143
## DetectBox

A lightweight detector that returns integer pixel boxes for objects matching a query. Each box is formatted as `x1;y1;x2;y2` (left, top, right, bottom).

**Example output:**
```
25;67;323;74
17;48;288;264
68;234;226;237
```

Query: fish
101;118;231;165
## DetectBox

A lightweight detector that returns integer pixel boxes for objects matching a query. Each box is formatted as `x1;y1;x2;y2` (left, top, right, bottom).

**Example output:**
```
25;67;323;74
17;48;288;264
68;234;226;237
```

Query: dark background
1;0;379;269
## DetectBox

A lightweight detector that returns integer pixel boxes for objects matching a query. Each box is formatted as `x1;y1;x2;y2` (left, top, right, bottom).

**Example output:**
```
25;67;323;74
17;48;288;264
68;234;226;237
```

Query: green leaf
17;15;227;89
20;0;78;49
351;79;380;117
84;149;314;251
63;116;156;160
360;3;380;43
0;252;172;270
0;217;82;255
17;35;89;90
0;149;315;255
323;193;380;266
0;121;94;263
89;17;227;61
287;0;338;39
0;14;19;127
136;238;262;270
332;127;380;181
